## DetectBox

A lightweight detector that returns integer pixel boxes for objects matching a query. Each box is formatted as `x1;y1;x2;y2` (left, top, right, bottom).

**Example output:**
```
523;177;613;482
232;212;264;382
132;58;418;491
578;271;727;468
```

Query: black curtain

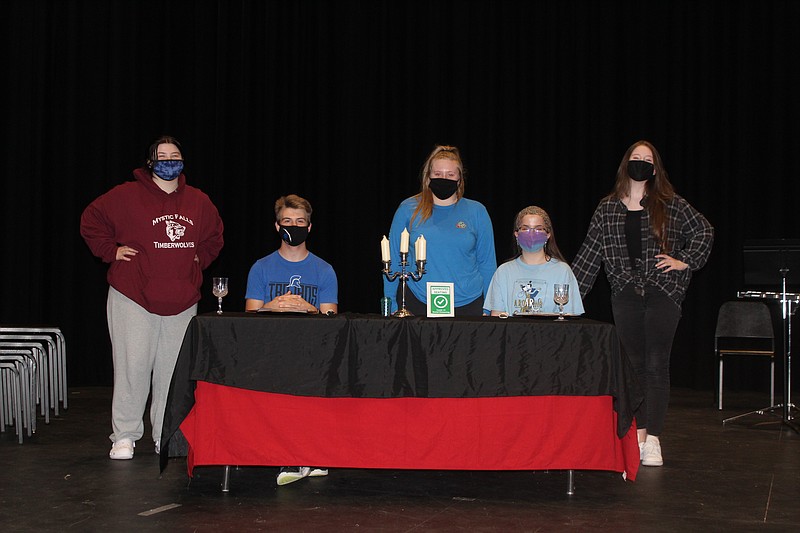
3;0;798;391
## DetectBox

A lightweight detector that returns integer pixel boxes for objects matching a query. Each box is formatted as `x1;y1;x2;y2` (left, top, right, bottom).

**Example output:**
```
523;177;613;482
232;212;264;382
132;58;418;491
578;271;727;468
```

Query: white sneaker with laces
277;467;311;486
309;468;328;477
109;438;135;460
641;436;663;467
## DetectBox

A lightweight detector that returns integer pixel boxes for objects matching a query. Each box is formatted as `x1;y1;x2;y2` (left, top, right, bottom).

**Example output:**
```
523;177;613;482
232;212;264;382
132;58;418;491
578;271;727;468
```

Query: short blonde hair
274;194;312;222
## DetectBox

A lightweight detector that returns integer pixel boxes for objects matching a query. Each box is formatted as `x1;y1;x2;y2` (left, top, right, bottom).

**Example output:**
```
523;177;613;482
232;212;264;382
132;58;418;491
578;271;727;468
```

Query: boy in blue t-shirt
245;194;337;315
244;194;338;487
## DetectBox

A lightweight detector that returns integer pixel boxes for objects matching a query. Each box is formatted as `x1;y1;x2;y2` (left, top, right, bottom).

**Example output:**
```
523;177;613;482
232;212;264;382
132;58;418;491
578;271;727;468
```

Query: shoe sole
109;453;134;460
309;469;328;477
109;442;135;460
641;459;663;467
277;468;311;486
277;474;308;486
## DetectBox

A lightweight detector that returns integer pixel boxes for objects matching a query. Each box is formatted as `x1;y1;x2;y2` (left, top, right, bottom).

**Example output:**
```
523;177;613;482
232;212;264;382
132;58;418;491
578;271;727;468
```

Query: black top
625;209;643;270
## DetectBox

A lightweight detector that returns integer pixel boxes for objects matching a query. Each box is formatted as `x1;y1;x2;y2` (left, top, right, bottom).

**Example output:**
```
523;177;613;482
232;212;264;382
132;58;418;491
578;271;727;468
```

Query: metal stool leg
221;465;232;493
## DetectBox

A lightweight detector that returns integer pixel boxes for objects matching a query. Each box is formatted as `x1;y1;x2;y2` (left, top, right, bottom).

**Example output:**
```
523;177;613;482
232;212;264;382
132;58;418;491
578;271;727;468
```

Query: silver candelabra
382;252;426;317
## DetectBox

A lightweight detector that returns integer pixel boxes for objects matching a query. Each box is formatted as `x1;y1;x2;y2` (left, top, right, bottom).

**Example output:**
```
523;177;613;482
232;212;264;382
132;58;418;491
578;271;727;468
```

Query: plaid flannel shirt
572;194;714;306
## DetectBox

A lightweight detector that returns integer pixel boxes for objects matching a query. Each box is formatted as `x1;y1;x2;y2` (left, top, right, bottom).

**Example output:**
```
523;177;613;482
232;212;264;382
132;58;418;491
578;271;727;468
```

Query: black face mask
627;160;655;182
279;225;309;247
429;178;459;200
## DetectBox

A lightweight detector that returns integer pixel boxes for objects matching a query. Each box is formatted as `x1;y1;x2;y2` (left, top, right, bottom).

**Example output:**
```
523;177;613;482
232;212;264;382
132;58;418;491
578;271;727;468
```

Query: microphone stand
778;268;799;431
728;268;799;432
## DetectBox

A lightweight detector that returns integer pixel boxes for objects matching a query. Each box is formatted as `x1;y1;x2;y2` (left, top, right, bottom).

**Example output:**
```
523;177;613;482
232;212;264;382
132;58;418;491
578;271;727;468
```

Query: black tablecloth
162;313;642;454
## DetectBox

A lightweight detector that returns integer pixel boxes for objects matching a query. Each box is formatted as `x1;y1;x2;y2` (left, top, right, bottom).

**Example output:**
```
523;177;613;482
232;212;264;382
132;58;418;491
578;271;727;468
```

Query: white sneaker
309;468;328;477
154;439;161;455
109;438;135;460
639;441;645;461
641;436;663;467
277;467;311;486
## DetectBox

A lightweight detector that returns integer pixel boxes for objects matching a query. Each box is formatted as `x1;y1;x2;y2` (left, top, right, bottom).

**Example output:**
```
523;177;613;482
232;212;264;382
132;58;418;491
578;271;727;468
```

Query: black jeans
396;286;485;317
612;284;682;436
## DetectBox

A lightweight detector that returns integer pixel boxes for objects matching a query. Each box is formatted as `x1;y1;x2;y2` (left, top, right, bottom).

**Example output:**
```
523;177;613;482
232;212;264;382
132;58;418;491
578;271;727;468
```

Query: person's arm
483;268;506;316
245;298;265;311
571;204;606;298
563;265;586;315
317;263;339;315
195;200;224;270
662;198;714;272
80;197;123;263
474;204;498;308
249;293;320;313
319;303;338;314
244;262;271;311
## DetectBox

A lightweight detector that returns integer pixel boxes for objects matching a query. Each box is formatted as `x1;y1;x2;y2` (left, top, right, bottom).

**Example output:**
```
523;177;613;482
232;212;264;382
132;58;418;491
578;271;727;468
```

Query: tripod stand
774;269;799;431
728;240;800;433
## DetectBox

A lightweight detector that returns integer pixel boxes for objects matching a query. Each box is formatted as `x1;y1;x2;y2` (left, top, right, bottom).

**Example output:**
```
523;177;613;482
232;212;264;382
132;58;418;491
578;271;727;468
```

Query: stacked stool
1;326;67;443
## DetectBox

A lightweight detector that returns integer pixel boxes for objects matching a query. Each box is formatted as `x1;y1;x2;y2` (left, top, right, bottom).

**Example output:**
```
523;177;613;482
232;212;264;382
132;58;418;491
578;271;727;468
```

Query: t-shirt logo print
288;275;302;292
516;280;543;313
165;220;186;242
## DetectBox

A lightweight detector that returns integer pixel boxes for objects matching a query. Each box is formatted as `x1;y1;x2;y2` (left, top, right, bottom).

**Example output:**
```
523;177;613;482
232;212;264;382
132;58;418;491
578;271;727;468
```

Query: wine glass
212;277;229;314
553;284;569;320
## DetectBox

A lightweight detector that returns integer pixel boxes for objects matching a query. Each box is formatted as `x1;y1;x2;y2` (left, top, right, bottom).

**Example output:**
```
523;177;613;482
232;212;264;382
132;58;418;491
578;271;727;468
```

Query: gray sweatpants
106;286;196;444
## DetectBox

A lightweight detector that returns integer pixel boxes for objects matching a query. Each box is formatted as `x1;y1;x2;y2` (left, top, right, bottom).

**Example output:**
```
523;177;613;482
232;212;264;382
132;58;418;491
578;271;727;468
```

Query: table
162;313;643;481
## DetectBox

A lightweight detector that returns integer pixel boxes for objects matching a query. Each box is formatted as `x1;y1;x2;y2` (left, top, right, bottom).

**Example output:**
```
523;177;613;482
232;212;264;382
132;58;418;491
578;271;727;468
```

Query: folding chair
716;301;776;417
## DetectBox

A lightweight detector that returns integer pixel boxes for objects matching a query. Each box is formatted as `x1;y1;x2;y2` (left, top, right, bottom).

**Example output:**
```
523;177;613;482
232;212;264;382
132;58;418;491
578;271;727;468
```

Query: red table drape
181;381;639;480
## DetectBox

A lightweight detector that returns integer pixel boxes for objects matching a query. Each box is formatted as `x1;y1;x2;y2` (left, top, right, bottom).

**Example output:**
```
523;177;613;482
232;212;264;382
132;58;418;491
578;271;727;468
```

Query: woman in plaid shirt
572;140;713;468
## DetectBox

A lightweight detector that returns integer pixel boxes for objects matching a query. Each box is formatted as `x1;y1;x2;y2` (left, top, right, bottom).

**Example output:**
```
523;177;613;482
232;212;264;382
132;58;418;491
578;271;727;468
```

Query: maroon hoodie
81;168;224;315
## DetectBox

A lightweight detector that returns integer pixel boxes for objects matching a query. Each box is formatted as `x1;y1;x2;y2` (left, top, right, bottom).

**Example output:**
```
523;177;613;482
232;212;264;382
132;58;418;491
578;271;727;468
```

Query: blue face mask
517;229;548;253
152;160;184;181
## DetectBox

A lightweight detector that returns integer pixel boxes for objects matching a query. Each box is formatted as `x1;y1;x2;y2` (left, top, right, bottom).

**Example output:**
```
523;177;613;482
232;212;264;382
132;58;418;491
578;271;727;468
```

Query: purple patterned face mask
517;229;548;253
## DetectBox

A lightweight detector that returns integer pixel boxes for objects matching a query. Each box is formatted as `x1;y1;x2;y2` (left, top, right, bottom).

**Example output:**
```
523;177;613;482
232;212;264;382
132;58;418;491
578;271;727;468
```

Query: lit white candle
400;228;410;254
417;235;427;261
381;235;390;262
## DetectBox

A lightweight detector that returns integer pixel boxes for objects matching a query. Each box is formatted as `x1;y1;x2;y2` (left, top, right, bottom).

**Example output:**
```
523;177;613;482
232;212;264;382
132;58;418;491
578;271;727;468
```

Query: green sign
427;282;454;317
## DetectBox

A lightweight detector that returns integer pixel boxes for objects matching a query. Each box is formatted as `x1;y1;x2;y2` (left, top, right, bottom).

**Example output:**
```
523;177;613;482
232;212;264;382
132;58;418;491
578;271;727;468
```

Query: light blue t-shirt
383;197;496;312
484;257;585;315
246;250;338;307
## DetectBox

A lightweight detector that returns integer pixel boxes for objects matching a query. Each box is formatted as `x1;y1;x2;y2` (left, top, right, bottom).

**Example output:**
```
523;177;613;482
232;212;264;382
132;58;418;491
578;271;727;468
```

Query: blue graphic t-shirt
245;251;338;307
484;257;584;315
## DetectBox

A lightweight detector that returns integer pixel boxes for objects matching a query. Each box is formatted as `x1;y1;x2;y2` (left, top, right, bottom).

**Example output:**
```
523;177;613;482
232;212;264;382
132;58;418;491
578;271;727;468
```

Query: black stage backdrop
3;1;798;393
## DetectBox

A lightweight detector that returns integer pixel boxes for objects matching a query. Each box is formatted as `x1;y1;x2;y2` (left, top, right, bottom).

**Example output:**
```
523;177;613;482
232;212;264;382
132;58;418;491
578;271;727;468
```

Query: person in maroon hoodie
81;135;224;460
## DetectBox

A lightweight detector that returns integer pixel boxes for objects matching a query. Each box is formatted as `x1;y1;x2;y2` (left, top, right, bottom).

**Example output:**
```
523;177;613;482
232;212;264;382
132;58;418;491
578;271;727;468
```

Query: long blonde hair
410;145;466;226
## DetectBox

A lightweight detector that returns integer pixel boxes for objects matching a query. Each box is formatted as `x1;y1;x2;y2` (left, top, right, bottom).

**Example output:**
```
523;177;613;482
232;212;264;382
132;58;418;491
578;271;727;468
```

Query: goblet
553;284;569;320
212;277;229;314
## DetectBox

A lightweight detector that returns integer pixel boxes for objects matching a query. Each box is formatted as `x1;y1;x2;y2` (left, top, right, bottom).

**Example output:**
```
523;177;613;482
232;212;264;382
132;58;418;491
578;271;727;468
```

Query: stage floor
1;387;799;532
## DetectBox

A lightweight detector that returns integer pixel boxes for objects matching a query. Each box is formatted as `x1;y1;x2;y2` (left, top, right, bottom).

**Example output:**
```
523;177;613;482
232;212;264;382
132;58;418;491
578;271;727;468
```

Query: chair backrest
715;301;774;339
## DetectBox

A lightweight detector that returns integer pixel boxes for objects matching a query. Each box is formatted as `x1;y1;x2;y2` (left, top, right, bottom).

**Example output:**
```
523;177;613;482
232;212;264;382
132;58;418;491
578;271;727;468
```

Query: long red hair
410;145;466;226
